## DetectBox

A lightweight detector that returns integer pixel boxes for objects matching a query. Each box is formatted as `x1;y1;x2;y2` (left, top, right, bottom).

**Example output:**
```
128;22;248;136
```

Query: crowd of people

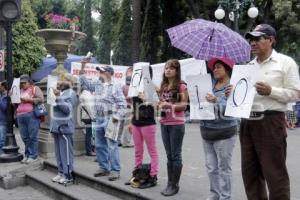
0;23;300;199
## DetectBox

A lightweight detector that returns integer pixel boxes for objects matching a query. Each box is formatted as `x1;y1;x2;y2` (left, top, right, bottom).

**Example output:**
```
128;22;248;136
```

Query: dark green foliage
140;0;162;64
12;0;45;76
80;0;97;55
112;0;132;66
161;0;190;61
272;0;300;64
96;0;112;64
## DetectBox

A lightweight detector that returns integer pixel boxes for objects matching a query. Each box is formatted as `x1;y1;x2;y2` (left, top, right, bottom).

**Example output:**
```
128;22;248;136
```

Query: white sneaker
26;158;38;164
21;157;28;164
52;175;63;183
58;177;73;184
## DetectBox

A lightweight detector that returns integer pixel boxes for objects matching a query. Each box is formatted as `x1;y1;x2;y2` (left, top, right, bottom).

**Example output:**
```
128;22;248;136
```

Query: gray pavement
1;124;300;200
0;186;53;200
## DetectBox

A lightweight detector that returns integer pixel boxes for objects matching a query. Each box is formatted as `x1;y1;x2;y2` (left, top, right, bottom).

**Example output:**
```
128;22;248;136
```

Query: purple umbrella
167;19;251;63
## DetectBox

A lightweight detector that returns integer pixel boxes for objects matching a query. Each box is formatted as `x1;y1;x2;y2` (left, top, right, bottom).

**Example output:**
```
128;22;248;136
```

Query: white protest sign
142;65;158;103
11;78;21;103
0;50;4;72
225;64;259;118
47;75;58;105
71;62;129;85
186;74;215;120
128;62;149;97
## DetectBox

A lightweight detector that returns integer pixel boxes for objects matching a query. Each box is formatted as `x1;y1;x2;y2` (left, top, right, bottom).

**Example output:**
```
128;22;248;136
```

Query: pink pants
132;124;159;176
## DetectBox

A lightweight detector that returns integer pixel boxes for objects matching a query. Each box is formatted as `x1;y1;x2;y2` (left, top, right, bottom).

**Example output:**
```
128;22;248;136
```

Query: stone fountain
35;28;87;158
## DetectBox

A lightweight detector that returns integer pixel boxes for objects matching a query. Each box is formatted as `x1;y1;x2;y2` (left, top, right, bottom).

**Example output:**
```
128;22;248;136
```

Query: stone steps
25;160;153;200
26;167;122;200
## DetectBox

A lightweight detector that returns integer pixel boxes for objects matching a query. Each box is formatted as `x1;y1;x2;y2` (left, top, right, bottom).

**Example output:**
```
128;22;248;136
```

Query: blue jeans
161;124;185;166
85;125;94;154
17;112;40;159
93;116;120;172
0;124;6;154
203;135;237;200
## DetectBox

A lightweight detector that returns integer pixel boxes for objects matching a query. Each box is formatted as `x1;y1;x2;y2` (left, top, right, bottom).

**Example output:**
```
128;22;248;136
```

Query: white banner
225;65;259;118
151;58;207;87
71;58;207;89
71;62;130;85
186;74;215;120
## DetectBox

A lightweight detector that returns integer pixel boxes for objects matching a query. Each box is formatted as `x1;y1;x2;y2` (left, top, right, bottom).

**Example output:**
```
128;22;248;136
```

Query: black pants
240;112;290;200
161;124;185;166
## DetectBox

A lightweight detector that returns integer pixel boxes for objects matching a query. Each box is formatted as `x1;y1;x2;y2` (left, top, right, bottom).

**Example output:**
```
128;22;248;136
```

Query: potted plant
36;13;86;75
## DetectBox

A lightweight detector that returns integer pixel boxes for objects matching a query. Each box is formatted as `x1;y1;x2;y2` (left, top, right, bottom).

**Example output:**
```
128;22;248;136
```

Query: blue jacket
200;80;238;129
0;93;8;125
50;88;78;134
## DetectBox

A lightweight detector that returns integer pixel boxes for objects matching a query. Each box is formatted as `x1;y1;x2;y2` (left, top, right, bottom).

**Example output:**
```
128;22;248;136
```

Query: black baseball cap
245;24;276;39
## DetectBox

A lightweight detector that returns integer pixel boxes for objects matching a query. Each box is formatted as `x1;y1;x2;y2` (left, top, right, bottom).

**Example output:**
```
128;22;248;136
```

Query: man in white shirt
237;24;300;200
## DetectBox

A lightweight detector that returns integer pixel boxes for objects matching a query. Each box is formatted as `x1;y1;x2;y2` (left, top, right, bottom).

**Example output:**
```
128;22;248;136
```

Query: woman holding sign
200;57;238;200
126;66;159;189
158;59;188;196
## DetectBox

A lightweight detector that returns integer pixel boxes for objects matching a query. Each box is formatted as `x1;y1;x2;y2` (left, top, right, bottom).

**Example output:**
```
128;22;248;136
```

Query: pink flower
44;13;80;30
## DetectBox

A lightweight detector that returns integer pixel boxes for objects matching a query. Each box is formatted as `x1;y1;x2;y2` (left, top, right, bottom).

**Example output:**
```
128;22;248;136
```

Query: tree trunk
132;0;141;63
185;0;201;18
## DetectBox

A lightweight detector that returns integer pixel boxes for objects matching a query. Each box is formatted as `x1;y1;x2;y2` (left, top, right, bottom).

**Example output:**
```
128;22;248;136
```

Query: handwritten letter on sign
186;74;215;120
128;62;149;97
225;64;259;118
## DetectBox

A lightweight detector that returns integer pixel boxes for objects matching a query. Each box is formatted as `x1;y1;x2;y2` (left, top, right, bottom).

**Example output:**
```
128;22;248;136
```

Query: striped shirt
79;75;127;120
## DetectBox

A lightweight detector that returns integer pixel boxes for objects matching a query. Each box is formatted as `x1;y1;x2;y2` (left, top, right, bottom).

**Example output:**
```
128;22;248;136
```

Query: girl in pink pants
128;66;159;189
129;95;158;189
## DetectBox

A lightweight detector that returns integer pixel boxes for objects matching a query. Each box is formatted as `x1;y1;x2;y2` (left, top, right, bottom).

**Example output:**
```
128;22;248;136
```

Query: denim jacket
200;80;238;129
50;88;78;135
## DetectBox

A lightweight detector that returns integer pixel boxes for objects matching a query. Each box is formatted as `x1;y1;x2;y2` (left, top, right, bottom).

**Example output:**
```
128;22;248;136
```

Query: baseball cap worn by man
20;74;31;83
245;24;276;39
96;66;114;75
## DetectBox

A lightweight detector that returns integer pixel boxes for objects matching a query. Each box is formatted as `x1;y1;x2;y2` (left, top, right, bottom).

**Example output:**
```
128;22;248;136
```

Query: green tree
112;0;132;66
80;0;97;54
96;0;112;64
140;0;162;64
161;0;190;61
272;0;300;64
12;0;45;76
132;0;142;63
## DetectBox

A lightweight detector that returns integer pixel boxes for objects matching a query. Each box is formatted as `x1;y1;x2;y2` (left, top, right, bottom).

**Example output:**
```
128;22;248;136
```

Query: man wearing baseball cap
235;24;300;199
79;64;127;181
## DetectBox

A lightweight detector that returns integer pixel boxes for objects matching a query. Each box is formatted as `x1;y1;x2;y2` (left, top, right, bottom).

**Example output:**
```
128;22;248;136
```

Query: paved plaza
1;124;300;200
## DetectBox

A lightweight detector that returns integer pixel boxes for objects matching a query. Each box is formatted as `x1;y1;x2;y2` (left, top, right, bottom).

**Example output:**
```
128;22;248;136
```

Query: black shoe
139;176;157;189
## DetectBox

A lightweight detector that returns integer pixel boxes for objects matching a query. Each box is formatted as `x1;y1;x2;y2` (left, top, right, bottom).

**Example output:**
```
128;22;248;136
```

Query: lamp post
0;0;23;163
214;0;259;33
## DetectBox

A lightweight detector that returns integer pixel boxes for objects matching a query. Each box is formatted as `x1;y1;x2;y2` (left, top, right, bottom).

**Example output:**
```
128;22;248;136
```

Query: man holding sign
227;24;300;200
79;64;127;181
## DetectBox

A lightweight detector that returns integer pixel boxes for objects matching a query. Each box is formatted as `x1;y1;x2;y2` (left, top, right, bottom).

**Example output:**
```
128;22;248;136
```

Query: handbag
34;103;48;117
32;86;48;118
